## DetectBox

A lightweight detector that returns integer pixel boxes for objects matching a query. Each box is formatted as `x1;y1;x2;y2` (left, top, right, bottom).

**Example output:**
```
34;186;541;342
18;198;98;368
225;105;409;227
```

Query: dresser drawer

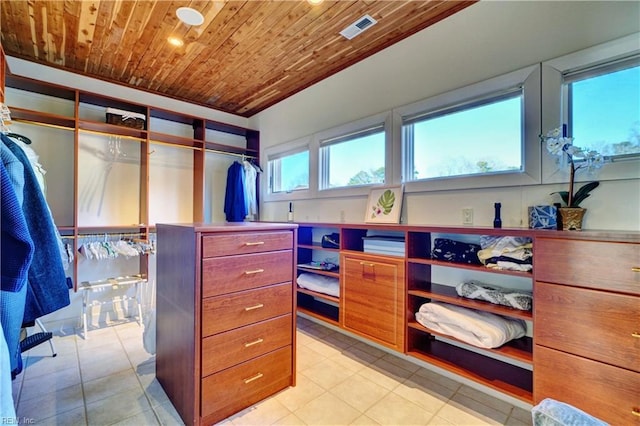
202;250;292;298
202;283;292;337
534;345;640;425
201;346;293;421
202;231;293;258
535;238;640;295
202;314;292;376
534;281;640;372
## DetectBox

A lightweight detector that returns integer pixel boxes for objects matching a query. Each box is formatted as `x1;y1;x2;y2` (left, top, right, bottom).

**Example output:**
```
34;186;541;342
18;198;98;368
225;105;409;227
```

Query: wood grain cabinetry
156;223;297;426
3;72;259;287
405;228;534;403
341;252;405;351
534;235;640;424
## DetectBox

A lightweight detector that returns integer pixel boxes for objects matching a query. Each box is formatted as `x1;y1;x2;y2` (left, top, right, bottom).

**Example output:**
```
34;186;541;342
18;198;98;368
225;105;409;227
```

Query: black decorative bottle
493;202;502;228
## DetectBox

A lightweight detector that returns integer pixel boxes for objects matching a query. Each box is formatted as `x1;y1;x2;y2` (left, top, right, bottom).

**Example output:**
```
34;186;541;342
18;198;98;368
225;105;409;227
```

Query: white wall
252;1;640;231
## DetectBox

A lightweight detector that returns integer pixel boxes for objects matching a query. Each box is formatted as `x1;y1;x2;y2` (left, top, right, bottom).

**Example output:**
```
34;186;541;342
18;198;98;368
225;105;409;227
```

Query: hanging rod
205;147;257;160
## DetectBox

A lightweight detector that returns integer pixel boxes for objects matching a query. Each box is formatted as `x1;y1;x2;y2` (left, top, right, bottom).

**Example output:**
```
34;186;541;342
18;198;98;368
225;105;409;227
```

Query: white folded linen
415;302;526;349
296;273;339;297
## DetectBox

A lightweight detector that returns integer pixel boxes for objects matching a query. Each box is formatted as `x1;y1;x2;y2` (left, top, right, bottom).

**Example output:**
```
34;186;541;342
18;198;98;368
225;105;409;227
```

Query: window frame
318;119;387;192
541;33;640;185
395;64;542;193
314;111;393;199
263;136;311;202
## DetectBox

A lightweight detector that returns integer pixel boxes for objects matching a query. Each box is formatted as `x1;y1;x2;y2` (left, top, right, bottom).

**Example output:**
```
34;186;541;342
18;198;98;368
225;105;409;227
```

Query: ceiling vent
340;14;377;40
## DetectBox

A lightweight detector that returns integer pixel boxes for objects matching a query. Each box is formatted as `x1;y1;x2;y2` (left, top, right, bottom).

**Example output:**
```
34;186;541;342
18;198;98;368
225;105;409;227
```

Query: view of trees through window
568;64;640;157
320;130;385;189
404;94;523;181
268;150;309;193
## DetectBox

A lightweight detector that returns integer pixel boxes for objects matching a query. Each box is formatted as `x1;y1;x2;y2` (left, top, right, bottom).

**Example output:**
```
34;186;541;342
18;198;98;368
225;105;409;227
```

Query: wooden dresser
534;232;640;424
156;223;297;426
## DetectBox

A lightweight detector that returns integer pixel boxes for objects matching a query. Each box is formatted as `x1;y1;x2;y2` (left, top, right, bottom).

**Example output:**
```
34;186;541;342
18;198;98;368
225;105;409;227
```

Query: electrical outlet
462;208;473;225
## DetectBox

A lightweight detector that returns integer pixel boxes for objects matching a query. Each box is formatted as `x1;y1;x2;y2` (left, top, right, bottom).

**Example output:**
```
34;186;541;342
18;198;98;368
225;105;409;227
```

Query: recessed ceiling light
167;36;184;47
307;0;324;5
176;7;204;26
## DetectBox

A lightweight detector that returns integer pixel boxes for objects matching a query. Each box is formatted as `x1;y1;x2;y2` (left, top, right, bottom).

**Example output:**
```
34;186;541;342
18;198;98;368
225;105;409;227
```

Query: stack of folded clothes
431;238;482;265
477;236;533;272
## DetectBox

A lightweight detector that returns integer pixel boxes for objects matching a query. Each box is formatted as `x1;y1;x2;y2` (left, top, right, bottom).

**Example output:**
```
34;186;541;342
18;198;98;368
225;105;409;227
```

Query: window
403;90;523;181
397;64;541;192
319;125;385;190
543;33;640;184
268;149;309;193
564;57;640;158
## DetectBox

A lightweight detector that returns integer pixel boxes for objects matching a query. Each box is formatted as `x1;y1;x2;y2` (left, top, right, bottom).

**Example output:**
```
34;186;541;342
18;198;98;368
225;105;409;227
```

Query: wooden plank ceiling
1;0;475;117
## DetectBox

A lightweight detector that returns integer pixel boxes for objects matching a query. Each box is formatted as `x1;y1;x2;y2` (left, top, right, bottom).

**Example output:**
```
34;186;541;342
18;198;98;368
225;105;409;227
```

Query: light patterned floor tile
110;408;160;426
456;385;515;415
437;393;510;426
34;405;87;426
14;318;534;426
153;400;185;426
275;372;326;412
364;392;435;425
229;397;291;425
351;414;381;425
295;392;361;425
85;385;152;425
272;412;306;425
356;364;405;392
82;367;142;404
392;372;454;415
19;365;81;401
330;372;390;412
302;357;357;390
16;383;84;421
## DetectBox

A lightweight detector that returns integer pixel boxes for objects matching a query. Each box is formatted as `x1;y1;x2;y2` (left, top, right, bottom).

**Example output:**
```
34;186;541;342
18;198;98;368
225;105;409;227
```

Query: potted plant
541;127;606;230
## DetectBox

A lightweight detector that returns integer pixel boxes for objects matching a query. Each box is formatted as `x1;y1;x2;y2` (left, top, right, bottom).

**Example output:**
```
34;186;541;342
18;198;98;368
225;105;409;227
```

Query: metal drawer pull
244;241;265;246
632;267;640;272
632;408;640;417
632;332;640;338
244;269;264;275
243;373;264;384
244;303;264;311
359;262;375;267
244;338;264;347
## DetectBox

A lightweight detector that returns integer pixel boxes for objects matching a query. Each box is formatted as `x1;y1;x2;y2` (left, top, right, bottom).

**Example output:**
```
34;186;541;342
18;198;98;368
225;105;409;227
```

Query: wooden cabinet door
534;345;640;425
341;253;405;351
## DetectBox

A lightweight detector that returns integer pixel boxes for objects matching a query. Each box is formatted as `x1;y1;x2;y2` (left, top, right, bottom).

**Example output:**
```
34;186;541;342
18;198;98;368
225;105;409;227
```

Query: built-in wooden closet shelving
296;222;535;404
3;71;259;289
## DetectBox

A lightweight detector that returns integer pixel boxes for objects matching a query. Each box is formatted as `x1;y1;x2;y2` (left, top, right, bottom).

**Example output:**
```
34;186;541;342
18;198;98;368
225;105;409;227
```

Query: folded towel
456;280;532;311
296;273;339;297
415;302;526;348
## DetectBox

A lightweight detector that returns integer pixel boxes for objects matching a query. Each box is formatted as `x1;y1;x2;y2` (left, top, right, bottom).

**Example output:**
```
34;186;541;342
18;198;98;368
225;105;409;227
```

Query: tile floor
12;317;533;425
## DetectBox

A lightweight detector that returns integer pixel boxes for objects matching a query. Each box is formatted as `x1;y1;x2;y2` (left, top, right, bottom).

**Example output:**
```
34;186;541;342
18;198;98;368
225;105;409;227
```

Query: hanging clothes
1;134;70;325
224;161;247;222
0;150;33;378
242;159;258;219
6;134;47;196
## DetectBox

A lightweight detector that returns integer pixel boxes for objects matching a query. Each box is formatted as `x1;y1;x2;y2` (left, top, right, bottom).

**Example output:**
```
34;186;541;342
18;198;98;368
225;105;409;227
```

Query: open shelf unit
406;227;534;402
296;222;535;403
4;72;259;288
295;224;342;325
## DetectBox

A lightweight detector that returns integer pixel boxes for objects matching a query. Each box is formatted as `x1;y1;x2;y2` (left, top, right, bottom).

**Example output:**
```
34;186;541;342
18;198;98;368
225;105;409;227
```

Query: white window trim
263;136;312;202
394;64;542;193
541;33;640;185
315;111;392;197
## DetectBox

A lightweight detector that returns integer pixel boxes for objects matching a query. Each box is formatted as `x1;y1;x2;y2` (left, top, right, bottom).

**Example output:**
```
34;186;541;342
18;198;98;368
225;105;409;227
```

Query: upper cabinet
3;72;260;285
